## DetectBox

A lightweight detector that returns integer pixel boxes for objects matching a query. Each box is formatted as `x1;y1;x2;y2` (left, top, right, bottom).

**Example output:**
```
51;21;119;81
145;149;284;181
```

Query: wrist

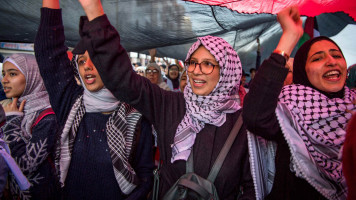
273;49;289;62
42;0;60;9
83;4;105;21
275;31;300;56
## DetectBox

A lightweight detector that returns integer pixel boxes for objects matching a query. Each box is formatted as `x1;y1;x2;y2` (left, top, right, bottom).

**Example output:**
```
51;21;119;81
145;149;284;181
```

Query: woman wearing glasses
145;63;171;91
67;0;255;199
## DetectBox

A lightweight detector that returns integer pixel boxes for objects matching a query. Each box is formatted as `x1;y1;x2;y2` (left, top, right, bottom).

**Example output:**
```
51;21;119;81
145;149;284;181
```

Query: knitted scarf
171;35;242;162
57;95;142;194
276;85;355;200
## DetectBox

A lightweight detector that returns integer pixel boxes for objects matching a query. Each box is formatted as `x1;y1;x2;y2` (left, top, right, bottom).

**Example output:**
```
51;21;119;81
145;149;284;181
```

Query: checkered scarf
171;35;242;162
277;84;356;200
57;95;142;194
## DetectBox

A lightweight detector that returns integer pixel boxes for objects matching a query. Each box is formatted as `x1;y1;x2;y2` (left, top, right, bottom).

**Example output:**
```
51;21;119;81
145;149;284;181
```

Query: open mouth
192;79;206;87
85;74;96;84
323;70;341;81
3;87;11;93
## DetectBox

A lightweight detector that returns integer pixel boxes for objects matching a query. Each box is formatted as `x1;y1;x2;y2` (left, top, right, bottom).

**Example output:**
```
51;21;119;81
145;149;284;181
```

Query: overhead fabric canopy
0;0;355;72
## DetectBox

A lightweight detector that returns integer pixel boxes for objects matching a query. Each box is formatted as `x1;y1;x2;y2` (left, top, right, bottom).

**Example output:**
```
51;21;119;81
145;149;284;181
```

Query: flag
298;17;320;47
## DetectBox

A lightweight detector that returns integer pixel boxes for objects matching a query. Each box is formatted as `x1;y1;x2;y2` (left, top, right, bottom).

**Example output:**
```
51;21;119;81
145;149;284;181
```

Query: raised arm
78;0;104;21
34;0;83;125
242;6;303;140
42;0;60;9
275;6;303;58
74;0;185;126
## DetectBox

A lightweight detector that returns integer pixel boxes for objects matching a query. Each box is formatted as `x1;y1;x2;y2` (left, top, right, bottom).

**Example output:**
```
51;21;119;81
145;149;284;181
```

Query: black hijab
293;36;345;98
167;64;180;89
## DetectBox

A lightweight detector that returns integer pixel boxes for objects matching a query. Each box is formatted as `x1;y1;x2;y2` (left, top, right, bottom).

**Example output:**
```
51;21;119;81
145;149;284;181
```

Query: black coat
75;14;255;200
243;54;327;200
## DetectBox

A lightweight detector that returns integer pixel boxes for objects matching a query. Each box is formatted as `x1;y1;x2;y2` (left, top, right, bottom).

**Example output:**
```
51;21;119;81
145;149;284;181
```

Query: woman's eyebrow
5;68;19;72
310;48;341;58
329;49;341;53
190;57;217;63
310;51;324;57
76;55;85;62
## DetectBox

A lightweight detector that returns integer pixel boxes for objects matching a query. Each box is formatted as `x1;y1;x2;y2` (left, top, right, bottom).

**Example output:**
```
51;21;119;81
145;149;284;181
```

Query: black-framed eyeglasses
145;69;159;74
184;60;219;75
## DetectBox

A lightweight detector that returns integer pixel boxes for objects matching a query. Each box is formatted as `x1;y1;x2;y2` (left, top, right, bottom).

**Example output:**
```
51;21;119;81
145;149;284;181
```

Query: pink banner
184;0;356;20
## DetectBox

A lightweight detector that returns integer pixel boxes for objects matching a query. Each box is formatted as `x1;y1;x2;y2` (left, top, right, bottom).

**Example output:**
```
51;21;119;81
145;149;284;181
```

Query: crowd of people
0;0;355;200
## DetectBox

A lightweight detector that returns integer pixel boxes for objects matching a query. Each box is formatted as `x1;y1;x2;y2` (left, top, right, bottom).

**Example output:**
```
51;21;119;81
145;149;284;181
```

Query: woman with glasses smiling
145;63;171;91
72;0;256;199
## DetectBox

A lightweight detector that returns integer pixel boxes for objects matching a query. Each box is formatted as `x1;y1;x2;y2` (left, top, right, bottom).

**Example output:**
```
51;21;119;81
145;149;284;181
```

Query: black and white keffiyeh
171;35;242;162
276;84;356;200
57;95;142;194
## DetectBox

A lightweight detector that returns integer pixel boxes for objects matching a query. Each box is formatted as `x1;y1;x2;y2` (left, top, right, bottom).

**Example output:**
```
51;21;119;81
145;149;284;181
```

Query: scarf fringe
56;95;142;194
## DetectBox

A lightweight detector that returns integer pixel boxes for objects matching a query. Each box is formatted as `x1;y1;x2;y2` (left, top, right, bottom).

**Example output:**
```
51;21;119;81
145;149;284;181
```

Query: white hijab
74;55;119;112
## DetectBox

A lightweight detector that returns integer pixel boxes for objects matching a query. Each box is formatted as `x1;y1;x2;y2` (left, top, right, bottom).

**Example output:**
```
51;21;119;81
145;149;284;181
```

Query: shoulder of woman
31;109;57;131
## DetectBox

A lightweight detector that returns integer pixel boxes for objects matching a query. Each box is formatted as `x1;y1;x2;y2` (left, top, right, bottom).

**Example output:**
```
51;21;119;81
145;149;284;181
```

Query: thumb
19;99;26;112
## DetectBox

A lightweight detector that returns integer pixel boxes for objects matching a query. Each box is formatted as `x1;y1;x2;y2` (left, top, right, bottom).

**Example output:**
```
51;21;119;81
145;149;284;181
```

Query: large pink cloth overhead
184;0;356;20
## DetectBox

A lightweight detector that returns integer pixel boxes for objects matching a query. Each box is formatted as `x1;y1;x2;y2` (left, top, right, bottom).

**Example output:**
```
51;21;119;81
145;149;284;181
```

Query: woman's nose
1;75;8;83
84;63;93;71
326;54;337;66
192;63;202;74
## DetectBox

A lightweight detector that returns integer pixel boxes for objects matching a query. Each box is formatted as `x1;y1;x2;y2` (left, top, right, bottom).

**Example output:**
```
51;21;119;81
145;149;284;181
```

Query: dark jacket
243;54;327;200
72;13;255;200
34;8;154;200
2;109;59;200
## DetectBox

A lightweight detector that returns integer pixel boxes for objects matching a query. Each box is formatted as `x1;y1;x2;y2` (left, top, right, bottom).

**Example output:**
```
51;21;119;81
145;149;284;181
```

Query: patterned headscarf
3;54;51;140
278;85;354;199
171;35;242;162
277;36;354;199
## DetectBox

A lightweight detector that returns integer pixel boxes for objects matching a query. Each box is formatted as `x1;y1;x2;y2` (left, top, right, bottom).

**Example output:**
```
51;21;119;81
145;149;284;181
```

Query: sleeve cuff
72;14;110;55
82;14;110;33
257;54;289;83
5;112;24;117
40;8;63;27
